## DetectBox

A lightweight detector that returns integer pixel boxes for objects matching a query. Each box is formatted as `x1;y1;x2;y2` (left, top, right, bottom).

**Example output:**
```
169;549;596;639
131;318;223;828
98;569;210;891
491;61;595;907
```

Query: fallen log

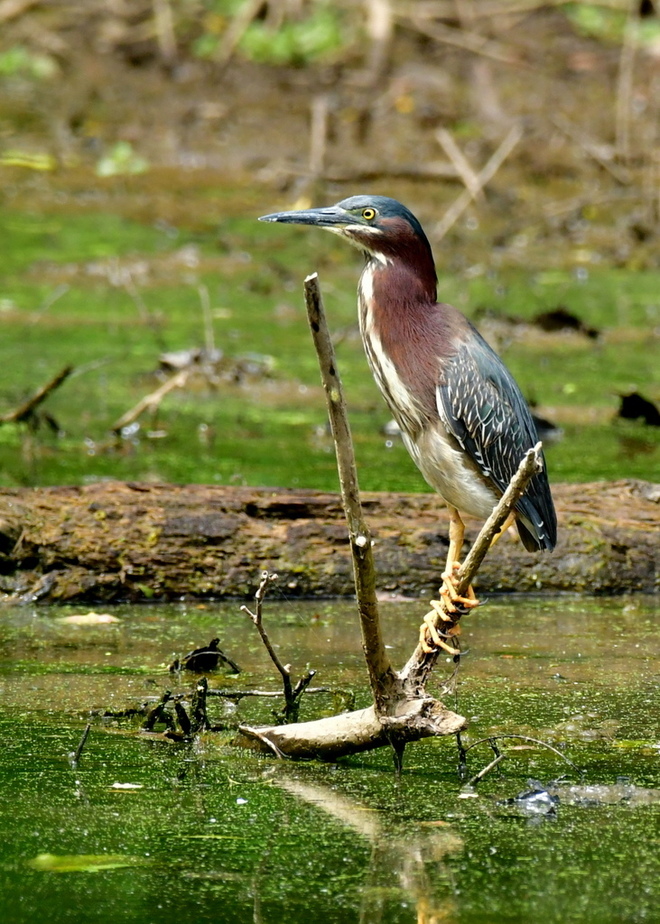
0;478;657;603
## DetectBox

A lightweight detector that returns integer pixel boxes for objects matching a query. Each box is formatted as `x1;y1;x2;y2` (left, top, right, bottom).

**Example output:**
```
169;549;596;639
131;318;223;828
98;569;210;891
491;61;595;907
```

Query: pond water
1;594;659;923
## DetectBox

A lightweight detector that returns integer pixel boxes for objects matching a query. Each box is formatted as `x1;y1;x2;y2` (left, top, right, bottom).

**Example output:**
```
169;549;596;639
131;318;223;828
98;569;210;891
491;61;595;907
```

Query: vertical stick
303;274;396;707
615;8;638;163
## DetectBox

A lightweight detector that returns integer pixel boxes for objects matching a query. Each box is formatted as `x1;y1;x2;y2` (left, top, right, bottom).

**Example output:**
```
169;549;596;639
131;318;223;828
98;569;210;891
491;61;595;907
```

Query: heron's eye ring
362;208;376;221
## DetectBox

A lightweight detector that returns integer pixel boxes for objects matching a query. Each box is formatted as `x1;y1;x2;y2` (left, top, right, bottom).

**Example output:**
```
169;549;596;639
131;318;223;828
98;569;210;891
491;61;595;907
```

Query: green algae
0;596;659;923
0;177;657;490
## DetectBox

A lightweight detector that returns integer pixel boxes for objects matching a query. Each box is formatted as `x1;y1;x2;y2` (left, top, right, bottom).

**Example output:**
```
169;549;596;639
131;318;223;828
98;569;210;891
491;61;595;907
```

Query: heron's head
259;195;435;272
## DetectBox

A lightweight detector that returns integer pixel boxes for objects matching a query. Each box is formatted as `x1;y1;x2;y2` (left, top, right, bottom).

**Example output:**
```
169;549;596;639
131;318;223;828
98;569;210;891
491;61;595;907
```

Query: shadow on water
0;594;659;923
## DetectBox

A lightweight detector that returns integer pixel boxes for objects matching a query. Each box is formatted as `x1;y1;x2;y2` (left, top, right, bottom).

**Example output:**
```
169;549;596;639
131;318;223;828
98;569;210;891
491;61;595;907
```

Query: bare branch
433;123;523;241
0;365;73;425
111;369;188;434
303;274;398;710
455;444;544;597
241;571;293;701
465;752;507;787
436;128;485;202
401;444;544;687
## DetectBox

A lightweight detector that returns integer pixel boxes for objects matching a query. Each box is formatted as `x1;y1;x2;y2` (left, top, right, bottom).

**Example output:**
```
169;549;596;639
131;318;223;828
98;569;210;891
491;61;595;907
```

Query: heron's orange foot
439;566;480;613
419;612;461;654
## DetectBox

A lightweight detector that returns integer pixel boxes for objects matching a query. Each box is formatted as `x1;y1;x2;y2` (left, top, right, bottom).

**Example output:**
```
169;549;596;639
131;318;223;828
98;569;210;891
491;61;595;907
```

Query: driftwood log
0;478;657;604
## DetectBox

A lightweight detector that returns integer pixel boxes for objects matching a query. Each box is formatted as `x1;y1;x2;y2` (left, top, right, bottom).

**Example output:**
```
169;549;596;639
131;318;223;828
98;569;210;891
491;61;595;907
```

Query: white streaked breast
403;425;499;519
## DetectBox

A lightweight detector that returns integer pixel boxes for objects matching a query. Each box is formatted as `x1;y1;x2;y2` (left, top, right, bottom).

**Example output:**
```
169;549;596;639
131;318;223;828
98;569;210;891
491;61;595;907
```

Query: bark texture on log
0;479;657;603
236;698;466;761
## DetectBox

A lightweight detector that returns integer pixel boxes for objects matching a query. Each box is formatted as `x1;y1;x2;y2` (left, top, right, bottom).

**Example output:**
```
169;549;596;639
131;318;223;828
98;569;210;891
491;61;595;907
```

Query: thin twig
403;11;528;68
465;752;507;786
463;734;582;776
433;122;523;241
111;369;188;434
242;571;326;722
241;571;293;701
0;366;73;425
436;128;485;202
207;685;341;701
209;689;289;700
69;722;92;768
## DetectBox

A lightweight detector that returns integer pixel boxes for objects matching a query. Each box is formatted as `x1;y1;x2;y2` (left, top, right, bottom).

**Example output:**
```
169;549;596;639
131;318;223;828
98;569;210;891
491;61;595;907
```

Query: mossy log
0;479;657;603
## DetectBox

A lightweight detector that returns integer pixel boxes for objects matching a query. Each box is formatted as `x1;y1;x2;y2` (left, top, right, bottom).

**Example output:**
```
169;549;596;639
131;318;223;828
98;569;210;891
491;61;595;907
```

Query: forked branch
241;570;316;722
234;273;538;763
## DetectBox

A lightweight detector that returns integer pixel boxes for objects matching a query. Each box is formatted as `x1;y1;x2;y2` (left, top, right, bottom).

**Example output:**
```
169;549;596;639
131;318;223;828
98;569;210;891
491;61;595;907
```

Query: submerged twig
465;752;507;787
463;734;582;777
69;722;92;768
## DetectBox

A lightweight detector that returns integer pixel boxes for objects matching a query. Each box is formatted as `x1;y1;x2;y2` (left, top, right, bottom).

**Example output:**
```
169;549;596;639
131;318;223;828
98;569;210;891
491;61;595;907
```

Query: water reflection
276;775;462;924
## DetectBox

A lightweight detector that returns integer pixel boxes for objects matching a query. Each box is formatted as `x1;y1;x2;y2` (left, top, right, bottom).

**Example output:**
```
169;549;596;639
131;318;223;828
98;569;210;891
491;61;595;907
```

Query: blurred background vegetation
0;0;658;490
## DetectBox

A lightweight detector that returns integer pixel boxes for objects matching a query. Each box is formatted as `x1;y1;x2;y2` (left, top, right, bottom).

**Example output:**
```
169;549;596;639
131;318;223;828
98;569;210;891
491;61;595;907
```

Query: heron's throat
359;252;437;330
357;255;441;435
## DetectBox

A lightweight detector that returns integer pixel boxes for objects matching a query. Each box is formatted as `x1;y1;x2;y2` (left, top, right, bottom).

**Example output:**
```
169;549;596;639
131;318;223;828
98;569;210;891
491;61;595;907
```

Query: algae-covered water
0;176;658;491
1;595;658;923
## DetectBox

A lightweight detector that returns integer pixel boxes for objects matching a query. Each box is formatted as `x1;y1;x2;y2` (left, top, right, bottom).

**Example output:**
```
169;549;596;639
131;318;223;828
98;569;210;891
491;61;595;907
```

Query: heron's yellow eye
362;208;376;220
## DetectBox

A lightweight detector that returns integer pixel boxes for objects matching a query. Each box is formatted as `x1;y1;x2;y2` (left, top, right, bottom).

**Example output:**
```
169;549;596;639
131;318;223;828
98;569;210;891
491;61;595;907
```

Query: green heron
260;196;556;635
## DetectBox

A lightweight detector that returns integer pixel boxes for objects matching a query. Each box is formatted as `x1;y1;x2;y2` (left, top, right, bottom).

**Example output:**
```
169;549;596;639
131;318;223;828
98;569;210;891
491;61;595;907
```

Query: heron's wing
436;327;556;549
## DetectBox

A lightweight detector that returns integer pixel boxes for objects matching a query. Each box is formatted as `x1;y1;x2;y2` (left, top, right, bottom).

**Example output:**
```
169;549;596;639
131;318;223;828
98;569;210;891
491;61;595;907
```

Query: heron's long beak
258;205;348;228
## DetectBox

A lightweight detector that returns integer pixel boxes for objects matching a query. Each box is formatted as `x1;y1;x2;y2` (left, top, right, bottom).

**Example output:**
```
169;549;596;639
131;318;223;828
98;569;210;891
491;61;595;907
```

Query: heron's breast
403;425;499;519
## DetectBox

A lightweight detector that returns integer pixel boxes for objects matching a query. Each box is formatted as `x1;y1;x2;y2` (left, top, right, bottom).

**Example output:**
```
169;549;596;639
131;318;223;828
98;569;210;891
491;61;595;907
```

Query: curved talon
419;613;461;655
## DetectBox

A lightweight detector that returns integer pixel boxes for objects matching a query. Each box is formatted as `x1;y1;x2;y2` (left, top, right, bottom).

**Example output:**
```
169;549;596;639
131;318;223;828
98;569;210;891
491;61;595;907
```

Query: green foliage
563;2;660;45
194;1;344;65
0;45;58;79
95;142;150;178
239;5;343;65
